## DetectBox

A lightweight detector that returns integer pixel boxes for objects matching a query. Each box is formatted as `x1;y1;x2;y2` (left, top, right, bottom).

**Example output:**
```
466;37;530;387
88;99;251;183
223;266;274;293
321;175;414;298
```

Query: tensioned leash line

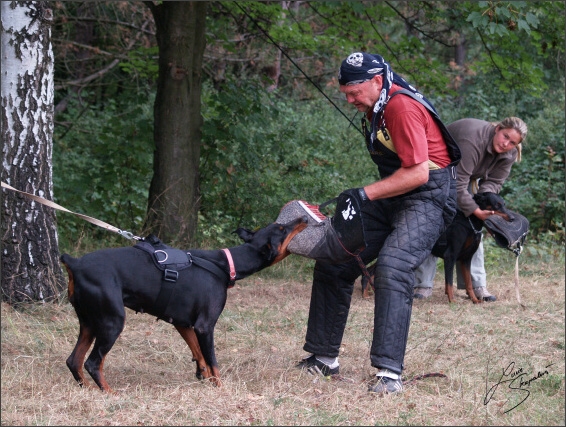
1;181;141;240
231;2;364;137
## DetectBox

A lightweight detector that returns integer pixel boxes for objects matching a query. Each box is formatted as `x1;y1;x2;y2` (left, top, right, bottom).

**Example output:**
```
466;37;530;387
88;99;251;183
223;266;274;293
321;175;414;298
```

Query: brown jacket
447;118;517;217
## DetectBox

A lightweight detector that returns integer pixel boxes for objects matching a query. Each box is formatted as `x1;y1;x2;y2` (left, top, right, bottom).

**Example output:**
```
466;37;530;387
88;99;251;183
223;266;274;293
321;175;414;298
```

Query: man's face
340;75;383;112
492;126;522;154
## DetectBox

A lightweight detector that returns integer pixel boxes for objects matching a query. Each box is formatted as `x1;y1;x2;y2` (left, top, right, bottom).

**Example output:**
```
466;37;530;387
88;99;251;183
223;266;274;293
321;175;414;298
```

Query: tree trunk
454;33;467;67
1;1;65;304
145;1;207;246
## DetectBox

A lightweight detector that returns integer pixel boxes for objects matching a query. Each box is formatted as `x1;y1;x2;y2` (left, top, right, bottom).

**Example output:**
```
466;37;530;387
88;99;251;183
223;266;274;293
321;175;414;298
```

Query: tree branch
476;28;505;80
385;1;455;48
54;18;153;91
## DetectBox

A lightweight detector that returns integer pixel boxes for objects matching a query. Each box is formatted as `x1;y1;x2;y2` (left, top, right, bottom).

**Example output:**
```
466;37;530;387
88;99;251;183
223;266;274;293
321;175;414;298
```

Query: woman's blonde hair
493;116;528;162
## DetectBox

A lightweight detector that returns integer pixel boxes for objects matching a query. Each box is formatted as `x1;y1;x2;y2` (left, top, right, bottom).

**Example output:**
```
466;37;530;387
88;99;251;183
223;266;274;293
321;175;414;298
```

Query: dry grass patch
1;257;564;426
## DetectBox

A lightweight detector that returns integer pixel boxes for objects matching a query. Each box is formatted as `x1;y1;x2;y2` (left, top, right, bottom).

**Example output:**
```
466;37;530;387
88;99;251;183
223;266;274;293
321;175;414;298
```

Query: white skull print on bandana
346;52;364;67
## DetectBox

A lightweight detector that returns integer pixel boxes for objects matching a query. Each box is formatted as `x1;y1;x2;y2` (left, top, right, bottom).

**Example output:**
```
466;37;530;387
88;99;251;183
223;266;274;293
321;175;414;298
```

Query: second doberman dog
61;216;307;392
432;191;512;303
361;192;512;304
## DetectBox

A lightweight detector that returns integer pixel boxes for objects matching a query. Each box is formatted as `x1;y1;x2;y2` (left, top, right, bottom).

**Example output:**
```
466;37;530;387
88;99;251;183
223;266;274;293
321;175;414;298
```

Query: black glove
340;187;370;207
331;187;368;254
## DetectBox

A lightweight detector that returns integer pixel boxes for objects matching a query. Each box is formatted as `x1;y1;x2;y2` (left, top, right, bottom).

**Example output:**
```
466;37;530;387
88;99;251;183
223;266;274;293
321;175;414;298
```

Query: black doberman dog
431;192;512;303
61;217;307;392
360;192;512;303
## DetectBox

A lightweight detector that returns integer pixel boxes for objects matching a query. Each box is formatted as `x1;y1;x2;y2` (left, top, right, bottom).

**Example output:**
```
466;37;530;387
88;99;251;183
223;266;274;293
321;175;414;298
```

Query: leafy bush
437;75;565;246
53;90;154;248
53;75;564;252
502;90;565;244
198;77;370;245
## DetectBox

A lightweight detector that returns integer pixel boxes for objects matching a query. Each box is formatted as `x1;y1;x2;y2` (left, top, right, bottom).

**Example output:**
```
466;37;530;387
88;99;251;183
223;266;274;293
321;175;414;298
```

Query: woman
414;116;528;301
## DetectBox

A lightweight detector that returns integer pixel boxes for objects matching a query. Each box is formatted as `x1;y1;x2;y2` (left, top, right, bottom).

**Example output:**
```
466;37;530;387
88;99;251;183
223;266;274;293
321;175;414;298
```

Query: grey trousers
414;234;487;289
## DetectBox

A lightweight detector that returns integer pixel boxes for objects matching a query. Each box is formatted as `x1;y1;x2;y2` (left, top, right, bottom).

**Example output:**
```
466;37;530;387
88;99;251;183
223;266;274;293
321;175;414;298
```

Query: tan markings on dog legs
444;283;455;303
67;327;94;388
460;264;481;304
97;356;115;393
174;325;221;387
272;222;308;264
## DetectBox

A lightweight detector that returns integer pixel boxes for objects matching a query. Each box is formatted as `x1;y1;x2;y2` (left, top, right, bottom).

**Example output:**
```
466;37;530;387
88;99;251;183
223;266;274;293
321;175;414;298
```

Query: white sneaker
474;287;497;302
414;287;432;299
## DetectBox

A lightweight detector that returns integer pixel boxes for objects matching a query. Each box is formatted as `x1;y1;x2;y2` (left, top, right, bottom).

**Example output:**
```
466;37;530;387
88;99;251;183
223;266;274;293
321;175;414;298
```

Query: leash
231;2;364;137
404;372;448;386
1;181;141;240
512;244;526;309
4;181;240;292
318;197;373;282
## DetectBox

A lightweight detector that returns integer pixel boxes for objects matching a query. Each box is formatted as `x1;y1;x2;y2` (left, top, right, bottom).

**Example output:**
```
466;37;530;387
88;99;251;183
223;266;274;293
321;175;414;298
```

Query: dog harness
134;235;232;322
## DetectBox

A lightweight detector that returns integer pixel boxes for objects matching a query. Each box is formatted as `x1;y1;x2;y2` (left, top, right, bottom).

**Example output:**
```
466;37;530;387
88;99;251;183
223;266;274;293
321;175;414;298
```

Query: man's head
340;76;383;112
338;52;392;114
338;52;387;86
337;52;425;118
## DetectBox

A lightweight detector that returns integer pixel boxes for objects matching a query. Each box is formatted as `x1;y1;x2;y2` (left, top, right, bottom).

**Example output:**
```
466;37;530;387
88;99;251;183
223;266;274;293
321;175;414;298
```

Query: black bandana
338;52;437;143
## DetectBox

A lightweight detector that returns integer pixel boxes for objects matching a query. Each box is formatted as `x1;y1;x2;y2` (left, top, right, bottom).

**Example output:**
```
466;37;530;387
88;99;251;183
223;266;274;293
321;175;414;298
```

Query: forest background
1;2;565;425
49;1;564;256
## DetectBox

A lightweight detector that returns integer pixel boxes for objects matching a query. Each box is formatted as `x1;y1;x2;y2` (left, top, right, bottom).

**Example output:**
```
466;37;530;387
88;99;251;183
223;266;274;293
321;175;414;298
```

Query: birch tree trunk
1;1;64;304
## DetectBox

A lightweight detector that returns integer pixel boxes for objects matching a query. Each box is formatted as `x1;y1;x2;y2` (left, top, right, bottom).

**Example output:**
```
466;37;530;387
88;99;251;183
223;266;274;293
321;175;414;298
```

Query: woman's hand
473;207;495;221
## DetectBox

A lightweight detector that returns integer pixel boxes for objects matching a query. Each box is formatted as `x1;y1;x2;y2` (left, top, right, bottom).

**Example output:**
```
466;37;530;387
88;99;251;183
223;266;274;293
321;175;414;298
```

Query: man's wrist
358;187;369;203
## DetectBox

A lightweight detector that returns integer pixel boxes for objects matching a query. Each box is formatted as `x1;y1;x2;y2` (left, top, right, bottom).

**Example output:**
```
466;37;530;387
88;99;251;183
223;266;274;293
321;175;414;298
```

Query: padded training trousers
303;168;456;374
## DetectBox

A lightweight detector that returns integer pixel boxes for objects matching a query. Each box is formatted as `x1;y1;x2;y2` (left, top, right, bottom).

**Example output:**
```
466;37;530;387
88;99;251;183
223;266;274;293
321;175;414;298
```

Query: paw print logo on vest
341;198;357;221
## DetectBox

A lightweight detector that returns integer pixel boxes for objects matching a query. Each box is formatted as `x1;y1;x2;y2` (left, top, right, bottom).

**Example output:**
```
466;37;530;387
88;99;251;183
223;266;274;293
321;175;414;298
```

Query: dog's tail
60;254;77;305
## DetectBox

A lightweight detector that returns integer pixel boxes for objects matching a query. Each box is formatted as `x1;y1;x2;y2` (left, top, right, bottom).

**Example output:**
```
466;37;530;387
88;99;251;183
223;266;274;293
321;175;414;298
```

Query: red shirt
381;85;450;168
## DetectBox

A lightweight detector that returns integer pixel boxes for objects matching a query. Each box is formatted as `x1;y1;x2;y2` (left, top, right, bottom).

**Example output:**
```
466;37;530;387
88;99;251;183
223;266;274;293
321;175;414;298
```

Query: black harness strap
152;274;178;323
134;236;229;322
191;256;229;283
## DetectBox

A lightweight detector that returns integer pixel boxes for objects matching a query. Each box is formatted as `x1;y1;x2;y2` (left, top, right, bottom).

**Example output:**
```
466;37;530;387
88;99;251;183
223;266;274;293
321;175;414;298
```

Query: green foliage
51;0;564;253
119;46;159;80
461;1;564;94
501;91;565;244
53;90;154;248
198;76;368;246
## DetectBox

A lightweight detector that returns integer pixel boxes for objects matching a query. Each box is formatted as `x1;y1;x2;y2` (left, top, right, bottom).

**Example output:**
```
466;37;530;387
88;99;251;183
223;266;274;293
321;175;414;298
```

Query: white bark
1;1;62;303
2;1;54;188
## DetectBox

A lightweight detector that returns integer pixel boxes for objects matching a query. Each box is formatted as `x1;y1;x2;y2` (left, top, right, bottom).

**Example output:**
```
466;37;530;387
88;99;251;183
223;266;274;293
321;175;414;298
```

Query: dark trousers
303;169;456;374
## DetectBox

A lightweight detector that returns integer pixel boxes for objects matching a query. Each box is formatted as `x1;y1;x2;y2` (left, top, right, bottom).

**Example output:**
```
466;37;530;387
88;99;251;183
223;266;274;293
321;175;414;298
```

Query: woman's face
492;126;522;154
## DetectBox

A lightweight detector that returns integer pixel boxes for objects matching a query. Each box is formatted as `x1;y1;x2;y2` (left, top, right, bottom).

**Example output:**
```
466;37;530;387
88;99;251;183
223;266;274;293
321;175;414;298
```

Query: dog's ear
488;193;506;210
235;228;255;242
474;192;499;209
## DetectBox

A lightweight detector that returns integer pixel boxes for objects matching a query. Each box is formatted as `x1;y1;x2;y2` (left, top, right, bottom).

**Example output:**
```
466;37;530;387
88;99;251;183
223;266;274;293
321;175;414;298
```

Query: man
296;52;460;394
414;117;528;301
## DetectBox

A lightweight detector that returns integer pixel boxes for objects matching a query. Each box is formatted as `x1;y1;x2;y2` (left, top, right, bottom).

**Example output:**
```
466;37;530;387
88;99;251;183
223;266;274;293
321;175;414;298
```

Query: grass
1;246;564;426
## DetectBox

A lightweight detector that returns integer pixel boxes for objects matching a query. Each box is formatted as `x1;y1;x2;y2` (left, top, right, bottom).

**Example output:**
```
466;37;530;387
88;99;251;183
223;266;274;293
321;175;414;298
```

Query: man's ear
372;74;383;90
